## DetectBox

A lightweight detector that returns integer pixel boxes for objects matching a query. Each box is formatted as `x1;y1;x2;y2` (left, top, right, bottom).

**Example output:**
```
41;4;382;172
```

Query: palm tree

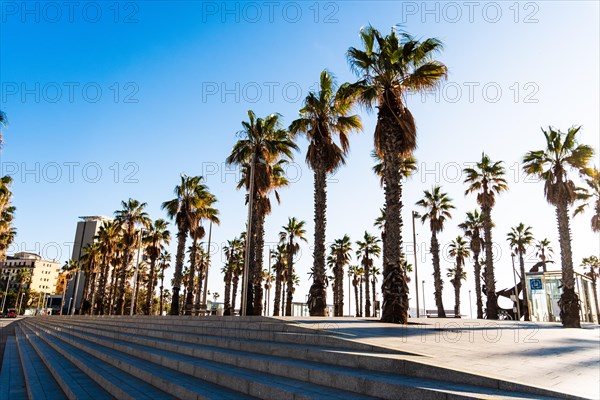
371;266;381;317
280;217;307;316
162;175;213;316
416;185;454;317
95;220;121;315
330;235;353;316
227;110;298;315
371;151;417;187
79;242;101;314
272;244;287;316
581;256;599;324
356;232;381;317
507;223;535;321
464;153;508;320
143;219;171;315
114;199;150;315
350;266;363;317
534;238;554;272
523;126;594;328
347;26;447;323
448;236;470;318
459;210;485;318
290;70;362;317
158;250;171;315
0;176;16;261
574;167;600;232
263;269;274;316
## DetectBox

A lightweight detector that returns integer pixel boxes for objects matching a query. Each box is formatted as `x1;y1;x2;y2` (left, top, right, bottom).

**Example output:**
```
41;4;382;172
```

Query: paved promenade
282;317;600;399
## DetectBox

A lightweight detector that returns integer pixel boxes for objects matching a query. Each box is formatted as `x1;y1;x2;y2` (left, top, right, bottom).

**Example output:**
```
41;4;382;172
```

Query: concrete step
21;320;255;400
49;317;570;400
15;328;67;400
0;336;27;400
18;324;113;400
29;319;378;400
30;318;563;400
59;315;402;354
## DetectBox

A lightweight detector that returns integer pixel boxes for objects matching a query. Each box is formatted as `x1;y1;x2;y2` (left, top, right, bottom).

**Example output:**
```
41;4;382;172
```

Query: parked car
7;308;17;318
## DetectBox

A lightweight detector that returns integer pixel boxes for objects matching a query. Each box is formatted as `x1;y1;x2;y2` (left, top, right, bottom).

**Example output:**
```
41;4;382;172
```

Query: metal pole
67;298;73;316
469;290;473;319
412;211;420;318
130;229;144;316
422;280;426;317
348;273;351;317
17;292;24;315
511;253;521;321
202;220;213;310
241;153;257;317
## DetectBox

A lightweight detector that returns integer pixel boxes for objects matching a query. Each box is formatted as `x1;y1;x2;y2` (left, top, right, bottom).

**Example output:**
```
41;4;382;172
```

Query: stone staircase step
31;319;560;400
15;328;67;400
18;324;113;400
0;336;27;400
23;320;257;400
29;319;377;400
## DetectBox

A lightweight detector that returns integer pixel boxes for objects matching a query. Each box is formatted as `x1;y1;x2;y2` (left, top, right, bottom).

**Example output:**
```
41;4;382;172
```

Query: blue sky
1;1;599;315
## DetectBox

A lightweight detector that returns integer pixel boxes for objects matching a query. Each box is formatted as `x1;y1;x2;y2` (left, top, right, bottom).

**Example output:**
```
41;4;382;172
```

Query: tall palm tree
95;220;121;315
114;199;150;315
416;185;454;317
330;235;353;317
290;70;362;317
143;219;171;315
371;266;381;317
350;266;364;317
464;153;508;320
581;256;599;324
507;223;535;321
356;232;381;317
459;210;485;318
448;236;469;318
263;269;274;316
523;126;594;328
348;26;447;323
0;176;16;261
574;167;600;232
222;237;243;316
158;250;171;315
371;151;417;187
280;217;307;316
272;244;287;316
80;242;101;314
227;110;298;315
534;238;554;272
162;175;213;316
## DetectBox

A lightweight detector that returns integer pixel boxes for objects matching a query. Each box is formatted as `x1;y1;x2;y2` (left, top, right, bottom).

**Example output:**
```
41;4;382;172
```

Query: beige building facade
0;252;61;294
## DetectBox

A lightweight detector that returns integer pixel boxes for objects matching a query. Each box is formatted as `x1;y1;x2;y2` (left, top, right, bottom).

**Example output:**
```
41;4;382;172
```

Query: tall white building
71;216;111;261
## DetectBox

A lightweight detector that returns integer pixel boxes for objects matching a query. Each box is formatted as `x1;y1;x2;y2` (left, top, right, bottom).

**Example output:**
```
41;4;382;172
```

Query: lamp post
469;290;473;319
422;280;426;317
0;273;10;313
130;229;145;316
511;253;521;321
241;153;259;317
17;292;25;315
412;211;420;318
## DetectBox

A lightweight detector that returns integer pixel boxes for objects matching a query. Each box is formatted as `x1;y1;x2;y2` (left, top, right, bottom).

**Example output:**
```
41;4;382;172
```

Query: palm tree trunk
116;249;131;315
555;202;580;328
159;271;165;315
332;265;339;316
285;240;294;317
253;213;266;316
231;272;240;315
145;254;157;315
359;278;364;317
309;166;328;316
482;205;498;319
372;278;377;318
338;265;345;317
170;227;187;316
108;263;118;315
379;102;409;323
592;281;599;325
364;255;371;317
273;270;282;316
96;254;110;315
185;239;198;315
354;282;359;317
133;267;142;315
223;271;232;316
518;252;530;321
431;232;446;317
472;249;484;319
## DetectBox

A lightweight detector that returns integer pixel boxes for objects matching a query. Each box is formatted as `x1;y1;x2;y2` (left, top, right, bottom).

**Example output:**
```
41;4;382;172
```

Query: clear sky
1;1;599;316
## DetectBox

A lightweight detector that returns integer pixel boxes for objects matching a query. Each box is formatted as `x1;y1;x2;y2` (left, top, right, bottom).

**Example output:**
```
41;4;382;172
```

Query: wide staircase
1;316;576;399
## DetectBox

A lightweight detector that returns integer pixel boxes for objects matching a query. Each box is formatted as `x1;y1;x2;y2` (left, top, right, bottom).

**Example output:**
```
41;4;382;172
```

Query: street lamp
422;280;426;317
0;272;11;313
201;220;214;314
511;253;521;321
412;211;420;318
